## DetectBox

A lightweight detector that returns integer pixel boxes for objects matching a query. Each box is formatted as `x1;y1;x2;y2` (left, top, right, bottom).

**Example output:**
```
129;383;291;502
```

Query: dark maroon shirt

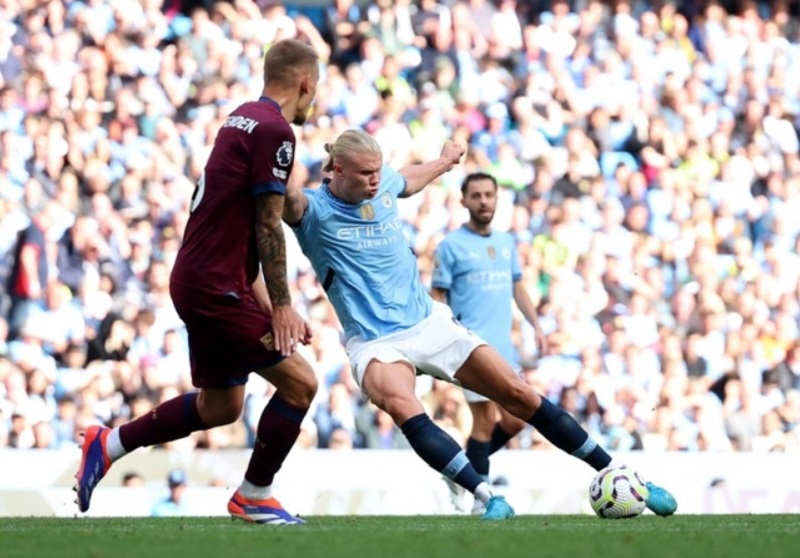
171;97;296;297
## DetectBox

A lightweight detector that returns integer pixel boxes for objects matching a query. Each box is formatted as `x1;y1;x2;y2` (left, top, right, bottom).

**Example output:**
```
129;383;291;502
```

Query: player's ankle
474;481;493;505
105;427;127;462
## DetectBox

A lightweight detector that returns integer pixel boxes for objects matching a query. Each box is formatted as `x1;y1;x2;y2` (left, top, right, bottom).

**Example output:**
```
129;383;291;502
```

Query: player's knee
197;390;243;426
202;403;241;427
500;413;527;435
292;373;318;408
501;382;539;418
380;393;418;425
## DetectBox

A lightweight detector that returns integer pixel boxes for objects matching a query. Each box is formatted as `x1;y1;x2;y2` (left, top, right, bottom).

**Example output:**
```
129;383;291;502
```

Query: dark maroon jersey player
75;39;322;526
171;98;295;298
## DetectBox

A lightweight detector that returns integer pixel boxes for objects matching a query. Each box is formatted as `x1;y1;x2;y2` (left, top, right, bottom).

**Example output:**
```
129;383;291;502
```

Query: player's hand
440;141;465;169
272;305;310;356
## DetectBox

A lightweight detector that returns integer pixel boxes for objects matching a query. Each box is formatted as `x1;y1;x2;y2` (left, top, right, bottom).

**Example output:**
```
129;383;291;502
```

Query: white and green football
589;466;649;519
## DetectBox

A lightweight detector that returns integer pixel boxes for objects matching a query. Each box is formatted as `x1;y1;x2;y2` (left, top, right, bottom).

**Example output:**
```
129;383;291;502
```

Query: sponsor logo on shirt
336;217;404;250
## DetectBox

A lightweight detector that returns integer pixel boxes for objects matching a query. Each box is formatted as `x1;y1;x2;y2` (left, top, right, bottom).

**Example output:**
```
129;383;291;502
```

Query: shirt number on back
190;173;206;213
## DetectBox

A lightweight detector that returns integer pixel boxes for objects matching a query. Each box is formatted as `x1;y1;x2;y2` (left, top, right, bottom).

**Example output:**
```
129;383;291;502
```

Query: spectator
2;0;800;457
151;469;188;517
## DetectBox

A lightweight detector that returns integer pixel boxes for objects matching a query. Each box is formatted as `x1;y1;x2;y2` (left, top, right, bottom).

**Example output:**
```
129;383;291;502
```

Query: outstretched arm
399;141;465;198
282;182;309;226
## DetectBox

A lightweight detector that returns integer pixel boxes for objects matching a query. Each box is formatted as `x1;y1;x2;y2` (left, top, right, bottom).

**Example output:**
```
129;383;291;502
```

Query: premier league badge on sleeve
276;141;293;167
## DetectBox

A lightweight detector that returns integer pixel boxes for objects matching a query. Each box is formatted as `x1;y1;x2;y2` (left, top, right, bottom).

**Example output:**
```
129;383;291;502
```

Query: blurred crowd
1;0;800;458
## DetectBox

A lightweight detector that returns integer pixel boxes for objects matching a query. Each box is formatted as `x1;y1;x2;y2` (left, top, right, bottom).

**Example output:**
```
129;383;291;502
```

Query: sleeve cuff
251;180;286;196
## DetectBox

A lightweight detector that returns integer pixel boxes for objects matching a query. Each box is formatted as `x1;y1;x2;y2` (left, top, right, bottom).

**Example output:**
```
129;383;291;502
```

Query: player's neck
328;179;362;205
466;221;492;236
261;88;298;124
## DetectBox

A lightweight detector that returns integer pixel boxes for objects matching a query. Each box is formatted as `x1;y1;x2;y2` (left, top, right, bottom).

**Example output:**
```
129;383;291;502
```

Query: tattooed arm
254;193;310;354
254;193;291;306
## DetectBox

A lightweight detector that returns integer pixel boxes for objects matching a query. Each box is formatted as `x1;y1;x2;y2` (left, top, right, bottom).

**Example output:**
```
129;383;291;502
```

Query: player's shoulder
438;227;466;251
302;184;333;216
227;100;292;134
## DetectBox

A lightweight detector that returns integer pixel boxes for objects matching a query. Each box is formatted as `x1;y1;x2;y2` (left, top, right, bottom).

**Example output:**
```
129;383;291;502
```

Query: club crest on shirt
502;247;512;259
260;332;275;350
276;141;293;167
381;192;392;208
487;246;496;260
360;203;375;220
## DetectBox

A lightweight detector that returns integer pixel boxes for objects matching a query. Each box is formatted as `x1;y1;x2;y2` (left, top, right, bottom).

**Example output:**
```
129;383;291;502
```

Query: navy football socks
528;397;611;471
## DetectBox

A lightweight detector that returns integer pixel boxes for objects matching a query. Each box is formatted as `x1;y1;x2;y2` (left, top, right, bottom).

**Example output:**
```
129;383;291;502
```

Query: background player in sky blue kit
284;129;677;519
75;39;321;525
431;172;547;514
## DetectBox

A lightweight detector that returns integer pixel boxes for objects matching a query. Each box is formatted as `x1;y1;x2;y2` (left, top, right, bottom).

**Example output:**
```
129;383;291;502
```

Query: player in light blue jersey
284;129;677;519
431;172;547;513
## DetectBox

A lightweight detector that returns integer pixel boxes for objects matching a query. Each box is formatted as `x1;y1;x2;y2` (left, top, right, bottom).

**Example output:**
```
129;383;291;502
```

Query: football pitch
1;515;798;558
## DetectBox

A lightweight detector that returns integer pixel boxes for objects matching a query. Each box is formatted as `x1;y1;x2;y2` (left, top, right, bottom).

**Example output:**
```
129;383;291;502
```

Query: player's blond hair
263;39;319;88
322;129;382;173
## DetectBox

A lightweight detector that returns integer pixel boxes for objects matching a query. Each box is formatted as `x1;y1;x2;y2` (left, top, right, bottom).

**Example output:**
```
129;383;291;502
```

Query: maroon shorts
171;285;283;389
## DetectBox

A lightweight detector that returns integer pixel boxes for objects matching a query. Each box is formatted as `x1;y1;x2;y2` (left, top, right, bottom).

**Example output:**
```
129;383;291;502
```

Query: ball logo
276;141;293;167
381;193;392;208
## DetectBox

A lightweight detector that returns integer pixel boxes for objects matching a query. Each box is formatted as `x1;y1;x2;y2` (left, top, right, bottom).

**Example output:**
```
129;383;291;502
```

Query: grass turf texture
1;516;798;558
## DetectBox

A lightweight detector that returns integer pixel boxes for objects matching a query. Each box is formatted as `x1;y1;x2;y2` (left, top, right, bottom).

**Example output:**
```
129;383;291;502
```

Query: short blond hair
263;39;319;88
322;129;382;173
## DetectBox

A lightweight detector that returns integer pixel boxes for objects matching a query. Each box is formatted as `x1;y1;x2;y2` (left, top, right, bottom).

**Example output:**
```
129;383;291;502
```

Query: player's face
462;178;497;225
294;64;320;125
336;152;382;201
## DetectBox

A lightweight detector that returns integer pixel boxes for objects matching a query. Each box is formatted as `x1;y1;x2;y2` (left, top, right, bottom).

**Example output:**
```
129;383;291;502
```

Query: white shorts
346;302;487;389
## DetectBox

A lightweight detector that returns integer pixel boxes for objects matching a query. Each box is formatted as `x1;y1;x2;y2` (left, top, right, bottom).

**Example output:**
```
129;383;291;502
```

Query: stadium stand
1;0;799;455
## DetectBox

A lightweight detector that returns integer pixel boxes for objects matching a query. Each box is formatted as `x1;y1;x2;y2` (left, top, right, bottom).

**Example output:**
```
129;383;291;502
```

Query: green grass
1;516;798;558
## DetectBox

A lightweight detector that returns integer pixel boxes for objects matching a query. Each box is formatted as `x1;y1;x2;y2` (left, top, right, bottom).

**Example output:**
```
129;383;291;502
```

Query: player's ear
298;72;309;96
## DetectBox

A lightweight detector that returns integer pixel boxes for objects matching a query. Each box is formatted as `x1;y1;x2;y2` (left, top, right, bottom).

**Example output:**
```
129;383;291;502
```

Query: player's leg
454;346;677;515
494;407;525;453
458;400;496;514
75;385;243;512
361;359;513;520
460;400;526;514
228;353;317;525
465;400;525;477
465;400;496;482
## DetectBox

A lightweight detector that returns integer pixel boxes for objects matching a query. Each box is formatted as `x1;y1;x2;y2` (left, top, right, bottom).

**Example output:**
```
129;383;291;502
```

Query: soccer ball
588;466;649;519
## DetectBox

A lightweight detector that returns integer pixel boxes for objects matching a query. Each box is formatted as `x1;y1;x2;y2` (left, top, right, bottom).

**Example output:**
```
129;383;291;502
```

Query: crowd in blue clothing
1;0;799;455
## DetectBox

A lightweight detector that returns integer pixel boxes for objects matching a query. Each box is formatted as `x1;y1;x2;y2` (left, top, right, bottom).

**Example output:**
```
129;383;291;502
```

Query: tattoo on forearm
255;194;291;307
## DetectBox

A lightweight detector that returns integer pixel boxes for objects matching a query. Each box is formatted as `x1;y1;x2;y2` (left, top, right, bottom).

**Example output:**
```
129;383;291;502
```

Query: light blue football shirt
432;226;522;365
292;165;433;342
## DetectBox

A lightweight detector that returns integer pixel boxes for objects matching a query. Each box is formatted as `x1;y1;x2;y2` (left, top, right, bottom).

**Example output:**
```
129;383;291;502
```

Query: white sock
474;481;493;505
239;479;273;500
105;427;127;462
